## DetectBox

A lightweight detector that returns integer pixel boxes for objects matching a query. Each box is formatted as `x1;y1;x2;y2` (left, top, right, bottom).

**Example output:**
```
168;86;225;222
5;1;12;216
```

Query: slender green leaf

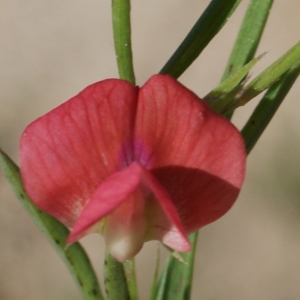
160;0;242;78
204;55;262;114
222;0;274;119
222;0;274;80
0;149;104;300
156;232;198;300
239;40;300;106
242;62;300;154
104;252;130;300
112;0;135;84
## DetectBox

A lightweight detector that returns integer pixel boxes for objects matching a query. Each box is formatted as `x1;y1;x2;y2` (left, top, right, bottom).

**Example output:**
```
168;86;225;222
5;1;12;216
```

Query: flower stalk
111;0;137;298
112;0;135;85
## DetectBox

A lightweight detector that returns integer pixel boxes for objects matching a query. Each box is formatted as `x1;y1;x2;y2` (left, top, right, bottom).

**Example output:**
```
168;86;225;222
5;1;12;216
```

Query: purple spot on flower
118;140;134;169
133;139;152;168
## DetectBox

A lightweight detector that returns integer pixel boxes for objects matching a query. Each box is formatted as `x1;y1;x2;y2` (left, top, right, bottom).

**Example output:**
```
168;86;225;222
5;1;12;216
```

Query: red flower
20;75;246;262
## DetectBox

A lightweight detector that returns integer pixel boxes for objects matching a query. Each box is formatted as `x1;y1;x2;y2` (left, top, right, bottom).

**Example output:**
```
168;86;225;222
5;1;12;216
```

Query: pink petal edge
20;79;138;226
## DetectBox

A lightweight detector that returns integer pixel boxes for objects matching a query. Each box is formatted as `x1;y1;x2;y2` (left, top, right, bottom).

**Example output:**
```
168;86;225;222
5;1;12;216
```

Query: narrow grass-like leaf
222;0;274;80
0;149;104;300
156;232;198;300
238;41;300;107
104;252;130;300
222;0;274;119
242;62;300;154
204;55;262;114
160;0;242;78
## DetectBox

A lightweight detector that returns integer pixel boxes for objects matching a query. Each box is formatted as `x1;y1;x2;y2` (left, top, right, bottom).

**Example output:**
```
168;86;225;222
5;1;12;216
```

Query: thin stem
123;259;139;300
112;0;135;84
0;149;104;300
110;1;138;298
104;252;130;300
156;232;199;300
149;245;160;300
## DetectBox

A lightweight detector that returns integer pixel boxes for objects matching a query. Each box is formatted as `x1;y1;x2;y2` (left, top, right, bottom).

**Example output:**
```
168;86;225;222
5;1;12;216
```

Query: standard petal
135;74;245;187
135;74;246;231
20;79;138;226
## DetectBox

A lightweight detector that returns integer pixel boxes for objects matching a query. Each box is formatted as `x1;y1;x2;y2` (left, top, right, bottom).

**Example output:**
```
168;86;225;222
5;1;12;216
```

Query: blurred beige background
1;1;300;299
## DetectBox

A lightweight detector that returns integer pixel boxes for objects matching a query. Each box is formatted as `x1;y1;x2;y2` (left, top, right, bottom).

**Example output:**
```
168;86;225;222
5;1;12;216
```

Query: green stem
104;252;130;300
0;149;104;300
156;232;198;300
110;1;137;298
149;246;160;300
112;0;135;84
123;259;139;300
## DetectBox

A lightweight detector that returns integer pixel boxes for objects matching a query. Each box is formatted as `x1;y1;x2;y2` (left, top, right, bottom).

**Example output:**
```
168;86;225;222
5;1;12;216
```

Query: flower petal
20;79;138;226
67;162;146;262
135;74;246;231
152;166;240;233
67;162;190;261
141;168;191;252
